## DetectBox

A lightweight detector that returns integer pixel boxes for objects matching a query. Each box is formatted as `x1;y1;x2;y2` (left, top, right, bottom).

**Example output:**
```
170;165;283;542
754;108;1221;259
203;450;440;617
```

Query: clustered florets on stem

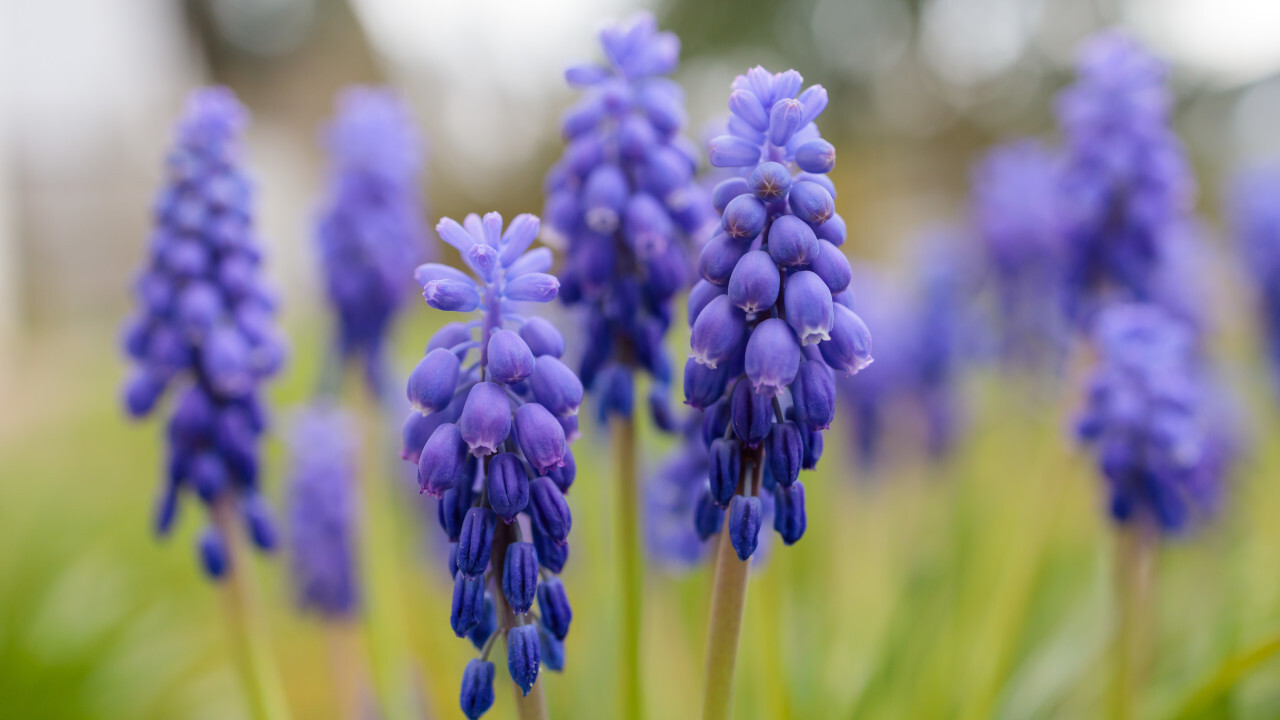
401;212;580;719
545;12;715;426
681;66;872;561
121;87;285;577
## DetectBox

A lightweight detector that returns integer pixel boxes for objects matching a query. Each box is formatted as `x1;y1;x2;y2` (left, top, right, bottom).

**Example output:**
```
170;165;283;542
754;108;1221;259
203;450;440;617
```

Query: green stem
1113;521;1156;720
325;620;365;720
491;522;551;720
1168;630;1280;719
213;500;293;720
614;416;643;720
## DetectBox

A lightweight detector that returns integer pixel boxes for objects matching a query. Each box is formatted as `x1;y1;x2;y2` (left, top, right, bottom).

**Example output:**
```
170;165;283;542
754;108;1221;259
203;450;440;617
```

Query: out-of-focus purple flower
121;88;285;578
548;12;714;425
1056;32;1193;327
315;88;426;391
1230;167;1280;381
286;405;358;618
403;211;578;714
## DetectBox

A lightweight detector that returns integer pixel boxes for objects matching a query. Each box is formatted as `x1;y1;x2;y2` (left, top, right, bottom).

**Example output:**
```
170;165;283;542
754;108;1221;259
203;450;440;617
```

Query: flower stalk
1113;520;1156;720
614;415;644;720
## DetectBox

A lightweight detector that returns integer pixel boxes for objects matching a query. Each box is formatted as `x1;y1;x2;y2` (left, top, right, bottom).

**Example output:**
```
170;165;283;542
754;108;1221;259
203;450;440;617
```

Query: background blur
5;0;1280;718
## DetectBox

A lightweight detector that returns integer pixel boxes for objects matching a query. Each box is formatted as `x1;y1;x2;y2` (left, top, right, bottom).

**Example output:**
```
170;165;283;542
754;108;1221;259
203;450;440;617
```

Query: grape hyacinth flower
1230;167;1280;385
287;405;359;617
404;211;579;718
315;87;426;393
1056;32;1193;327
546;11;713;423
121;87;285;577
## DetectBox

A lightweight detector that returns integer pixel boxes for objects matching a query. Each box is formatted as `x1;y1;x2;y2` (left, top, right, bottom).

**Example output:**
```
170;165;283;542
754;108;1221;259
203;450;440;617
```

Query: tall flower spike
286;404;359;617
404;211;578;718
547;11;714;423
316;87;427;393
121;87;285;577
1056;32;1193;327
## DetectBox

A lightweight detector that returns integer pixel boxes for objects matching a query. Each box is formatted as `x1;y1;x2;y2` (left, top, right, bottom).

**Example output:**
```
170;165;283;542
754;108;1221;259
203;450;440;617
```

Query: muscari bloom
546;12;714;426
1229;167;1280;383
316;87;427;392
402;211;579;717
680;66;870;561
971;140;1069;368
1056;31;1193;327
1075;304;1222;532
286;404;359;617
121;87;285;579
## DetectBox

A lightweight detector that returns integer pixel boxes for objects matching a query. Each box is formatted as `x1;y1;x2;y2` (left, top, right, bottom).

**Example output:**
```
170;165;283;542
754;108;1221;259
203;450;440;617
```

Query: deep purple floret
121;87;285;578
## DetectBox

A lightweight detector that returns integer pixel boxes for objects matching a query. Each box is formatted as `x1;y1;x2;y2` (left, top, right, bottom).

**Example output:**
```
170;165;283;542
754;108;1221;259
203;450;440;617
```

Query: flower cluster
121;87;285;578
683;66;870;561
401;212;578;718
971;140;1069;367
1056;31;1193;326
286;404;359;617
1075;304;1221;532
316;87;426;391
545;12;714;424
1230;167;1280;379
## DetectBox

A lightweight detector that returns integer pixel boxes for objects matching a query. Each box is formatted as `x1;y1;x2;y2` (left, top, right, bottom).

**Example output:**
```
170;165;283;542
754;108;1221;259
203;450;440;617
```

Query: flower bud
459;382;512;457
515;403;567;474
427;321;473;353
721;194;767;240
503;542;539;614
617;114;658;160
728;494;763;560
460;659;496;720
487;329;535;384
712;177;751;213
507;624;541;697
519;317;565;358
798;84;829;124
702;398;732;448
423;278;481;312
708;438;742;507
709;134;761;168
801;426;824;469
788;181;834;226
732;380;773;448
691;295;746;369
795;139;836;174
784;270;835;345
450;573;486;637
729;89;769;132
540;626;566;673
455;507;497;578
694;488;726;540
597;364;635;420
418;423;469;496
745;318;801;396
815;213;846;246
199;526;229;579
467;592;498;650
530;356;583;418
728;250;781;313
767;215;819;267
529;476;572;543
768;98;805;146
684;358;729;409
487;452;529;523
820;304;874;375
791;360;836;430
766;421;804;487
242;492;277;551
408;348;461;413
773;481;807;545
504;273;560;303
748;161;792;202
810;239;852;293
533;529;568;573
499;213;541;267
537;576;573;640
582;164;629;232
623;193;675;257
547;447;576;493
688;279;727;326
699;233;750;286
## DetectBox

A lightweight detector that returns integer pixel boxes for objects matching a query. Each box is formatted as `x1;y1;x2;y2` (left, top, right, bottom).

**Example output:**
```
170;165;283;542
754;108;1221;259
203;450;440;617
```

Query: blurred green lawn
4;303;1280;719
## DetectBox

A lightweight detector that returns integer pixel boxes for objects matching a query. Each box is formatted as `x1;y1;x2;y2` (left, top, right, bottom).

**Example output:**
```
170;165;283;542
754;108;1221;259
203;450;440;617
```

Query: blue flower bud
721;194;767;240
702;398;732;448
767;215;819;267
788;181;835;226
709;438;742;507
617;115;658;161
639;82;686;135
798;84;829;124
460;659;496;720
809;239;851;293
436;216;480;253
427;321;473;353
795;172;836;199
749;162;792;202
728;250;781;313
537;576;573;640
684;357;730;409
533;529;568;573
530;356;584;418
815;213;846;246
597;364;635;421
423;279;481;312
547;447;576;493
499;214;541;267
450;573;486;637
732;380;773;448
540;626;566;673
773;481;807;545
712;177;751;213
487;452;529;523
623;193;675;257
691;295;746;369
689;279;727;327
508;247;554;278
515;403;567;474
784;270;835;345
728;494;763;560
503;542;539;614
559;414;580;444
519;317;565;358
819;304;873;375
767;98;805;146
486;329;535;385
564;135;604;177
199;526;229;579
467;592;498;650
794;139;836;174
408;348;461;413
640;146;694;198
791;360;836;430
456;507;497;578
766;421;803;487
745;318;801;396
507;624;541;697
699;233;750;286
694;487;726;540
709;134;761;168
418;423;469;496
529;476;572;543
582;164;629;233
729;89;770;132
124;370;167;418
504;273;560;303
459;382;512;457
801;426;824;469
